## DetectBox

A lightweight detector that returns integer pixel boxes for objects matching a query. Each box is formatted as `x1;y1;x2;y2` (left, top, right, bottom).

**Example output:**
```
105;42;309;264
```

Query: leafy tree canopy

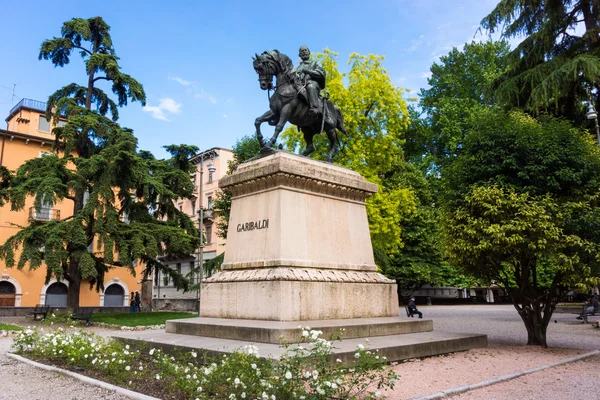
443;108;600;346
481;0;600;122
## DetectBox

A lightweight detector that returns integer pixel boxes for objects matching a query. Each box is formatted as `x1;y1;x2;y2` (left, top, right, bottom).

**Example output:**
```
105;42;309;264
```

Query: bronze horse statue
252;50;345;162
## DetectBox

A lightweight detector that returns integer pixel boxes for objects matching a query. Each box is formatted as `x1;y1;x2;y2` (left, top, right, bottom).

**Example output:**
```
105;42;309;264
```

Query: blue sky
0;0;502;159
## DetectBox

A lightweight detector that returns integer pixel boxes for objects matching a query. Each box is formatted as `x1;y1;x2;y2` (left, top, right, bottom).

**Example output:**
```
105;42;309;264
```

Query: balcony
10;98;47;116
29;207;60;222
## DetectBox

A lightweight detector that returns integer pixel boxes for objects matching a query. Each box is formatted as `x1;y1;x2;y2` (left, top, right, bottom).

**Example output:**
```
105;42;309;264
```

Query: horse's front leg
255;110;275;148
267;105;292;148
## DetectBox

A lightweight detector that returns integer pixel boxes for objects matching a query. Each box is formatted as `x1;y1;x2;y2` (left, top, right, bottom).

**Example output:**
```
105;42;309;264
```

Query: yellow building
153;147;233;304
0;98;143;309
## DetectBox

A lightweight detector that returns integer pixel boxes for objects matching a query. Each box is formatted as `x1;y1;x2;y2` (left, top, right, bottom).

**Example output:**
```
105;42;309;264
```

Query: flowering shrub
13;327;398;399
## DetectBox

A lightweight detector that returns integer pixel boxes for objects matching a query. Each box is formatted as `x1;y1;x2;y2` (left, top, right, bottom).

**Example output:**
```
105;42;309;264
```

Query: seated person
408;296;423;319
577;299;595;320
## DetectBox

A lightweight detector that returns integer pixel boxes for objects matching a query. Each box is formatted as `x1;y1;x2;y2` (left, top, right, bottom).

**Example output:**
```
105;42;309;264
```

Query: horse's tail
335;106;347;136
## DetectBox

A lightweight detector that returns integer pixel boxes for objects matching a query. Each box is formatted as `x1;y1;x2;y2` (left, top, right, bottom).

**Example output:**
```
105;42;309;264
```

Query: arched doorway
104;284;125;307
0;281;16;306
45;282;68;307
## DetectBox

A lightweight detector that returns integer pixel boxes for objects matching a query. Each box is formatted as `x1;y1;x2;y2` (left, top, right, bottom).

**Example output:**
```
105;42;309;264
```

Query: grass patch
91;311;196;326
0;323;23;331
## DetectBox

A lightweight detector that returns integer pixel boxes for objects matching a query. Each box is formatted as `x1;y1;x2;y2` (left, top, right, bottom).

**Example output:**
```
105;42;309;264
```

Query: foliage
280;49;413;255
0;17;199;309
14;327;398;399
417;40;510;170
377;162;445;294
0;323;23;332
481;0;600;122
443;109;600;346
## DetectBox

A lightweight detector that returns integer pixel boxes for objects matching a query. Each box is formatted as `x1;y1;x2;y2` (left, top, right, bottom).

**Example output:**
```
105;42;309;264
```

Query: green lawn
0;323;23;331
91;311;196;327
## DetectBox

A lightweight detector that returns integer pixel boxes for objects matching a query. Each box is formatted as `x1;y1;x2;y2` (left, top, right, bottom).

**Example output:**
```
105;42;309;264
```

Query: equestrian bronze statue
253;46;346;162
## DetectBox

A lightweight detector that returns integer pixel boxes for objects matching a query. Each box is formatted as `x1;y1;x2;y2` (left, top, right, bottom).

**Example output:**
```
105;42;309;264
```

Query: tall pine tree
481;0;600;121
0;17;199;309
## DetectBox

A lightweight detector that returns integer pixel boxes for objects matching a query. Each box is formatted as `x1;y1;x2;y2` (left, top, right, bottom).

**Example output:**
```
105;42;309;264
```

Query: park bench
71;308;93;326
405;306;417;318
574;305;600;324
28;304;50;320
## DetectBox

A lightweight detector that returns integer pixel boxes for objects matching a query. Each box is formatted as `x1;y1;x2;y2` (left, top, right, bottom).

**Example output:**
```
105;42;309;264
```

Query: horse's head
253;50;294;91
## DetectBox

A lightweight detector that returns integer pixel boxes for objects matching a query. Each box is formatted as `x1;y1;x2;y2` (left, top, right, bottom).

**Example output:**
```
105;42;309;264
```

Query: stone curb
7;353;162;400
409;349;600;400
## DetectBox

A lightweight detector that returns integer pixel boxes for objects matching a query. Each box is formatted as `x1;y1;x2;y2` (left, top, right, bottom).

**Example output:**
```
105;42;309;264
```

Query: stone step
112;329;487;363
165;316;433;344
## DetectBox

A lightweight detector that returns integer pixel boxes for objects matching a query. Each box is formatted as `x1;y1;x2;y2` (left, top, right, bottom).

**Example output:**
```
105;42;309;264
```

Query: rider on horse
292;46;326;117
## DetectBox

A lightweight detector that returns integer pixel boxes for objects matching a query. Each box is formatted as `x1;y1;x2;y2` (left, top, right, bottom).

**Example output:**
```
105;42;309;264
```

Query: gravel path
1;304;599;399
0;336;129;400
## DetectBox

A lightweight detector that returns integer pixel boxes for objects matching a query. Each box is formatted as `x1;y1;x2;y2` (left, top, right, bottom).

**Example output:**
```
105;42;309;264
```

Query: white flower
197;387;203;392
125;366;131;371
234;378;241;385
331;383;338;389
312;370;319;379
139;366;143;371
316;387;325;395
357;344;365;350
229;395;236;400
125;345;130;350
149;348;155;356
128;381;132;385
375;391;381;398
336;358;342;363
354;353;361;358
285;371;292;380
191;351;197;358
251;363;257;369
241;393;246;399
155;374;160;380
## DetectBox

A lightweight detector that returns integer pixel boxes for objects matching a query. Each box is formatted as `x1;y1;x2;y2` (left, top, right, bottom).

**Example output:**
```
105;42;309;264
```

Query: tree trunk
511;294;553;347
66;258;81;311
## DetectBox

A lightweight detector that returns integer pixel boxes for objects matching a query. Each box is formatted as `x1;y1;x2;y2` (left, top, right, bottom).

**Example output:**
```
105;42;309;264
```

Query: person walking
134;290;141;312
408;296;423;319
129;292;136;312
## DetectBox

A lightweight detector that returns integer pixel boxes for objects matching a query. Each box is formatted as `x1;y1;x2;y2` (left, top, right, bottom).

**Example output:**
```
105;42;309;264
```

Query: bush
13;327;398;399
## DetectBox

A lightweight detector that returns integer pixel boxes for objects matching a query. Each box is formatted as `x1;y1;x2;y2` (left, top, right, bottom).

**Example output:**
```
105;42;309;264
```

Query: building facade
153;147;233;305
0;99;142;308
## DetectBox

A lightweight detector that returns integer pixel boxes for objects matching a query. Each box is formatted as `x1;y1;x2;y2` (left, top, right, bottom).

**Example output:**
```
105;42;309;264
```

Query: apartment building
153;147;233;302
0;99;142;308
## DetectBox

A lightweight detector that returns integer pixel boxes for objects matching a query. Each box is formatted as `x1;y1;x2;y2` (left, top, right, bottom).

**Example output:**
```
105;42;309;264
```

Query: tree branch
73;45;93;56
93;76;111;83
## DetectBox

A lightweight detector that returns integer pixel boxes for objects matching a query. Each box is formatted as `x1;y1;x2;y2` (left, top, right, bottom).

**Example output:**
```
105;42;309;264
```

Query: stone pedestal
200;151;398;321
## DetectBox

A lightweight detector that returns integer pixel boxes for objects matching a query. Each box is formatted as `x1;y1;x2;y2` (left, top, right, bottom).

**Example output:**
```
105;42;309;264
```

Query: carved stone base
202;151;397;321
200;278;398;321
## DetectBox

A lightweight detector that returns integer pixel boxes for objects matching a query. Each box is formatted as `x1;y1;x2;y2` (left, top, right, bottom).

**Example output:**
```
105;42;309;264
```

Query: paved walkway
1;304;598;399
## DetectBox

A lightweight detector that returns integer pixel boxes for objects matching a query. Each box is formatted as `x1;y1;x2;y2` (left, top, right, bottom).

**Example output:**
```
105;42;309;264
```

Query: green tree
0;17;199;309
417;40;510;170
280;49;414;255
443;109;600;346
481;0;600;122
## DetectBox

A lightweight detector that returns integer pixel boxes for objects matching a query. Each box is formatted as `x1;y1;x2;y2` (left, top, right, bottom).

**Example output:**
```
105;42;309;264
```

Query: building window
38;116;50;132
57;120;67;128
191;200;196;216
208;171;213;183
207;196;213;210
206;224;212;244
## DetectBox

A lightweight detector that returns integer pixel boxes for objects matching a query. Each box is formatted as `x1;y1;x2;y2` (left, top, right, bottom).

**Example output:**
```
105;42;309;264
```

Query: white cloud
168;76;192;86
420;71;432;79
142;98;182;121
223;114;228;118
406;35;425;52
195;89;217;104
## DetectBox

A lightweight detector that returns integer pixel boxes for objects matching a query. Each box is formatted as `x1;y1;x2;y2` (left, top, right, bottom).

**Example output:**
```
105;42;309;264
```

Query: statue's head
299;46;311;61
